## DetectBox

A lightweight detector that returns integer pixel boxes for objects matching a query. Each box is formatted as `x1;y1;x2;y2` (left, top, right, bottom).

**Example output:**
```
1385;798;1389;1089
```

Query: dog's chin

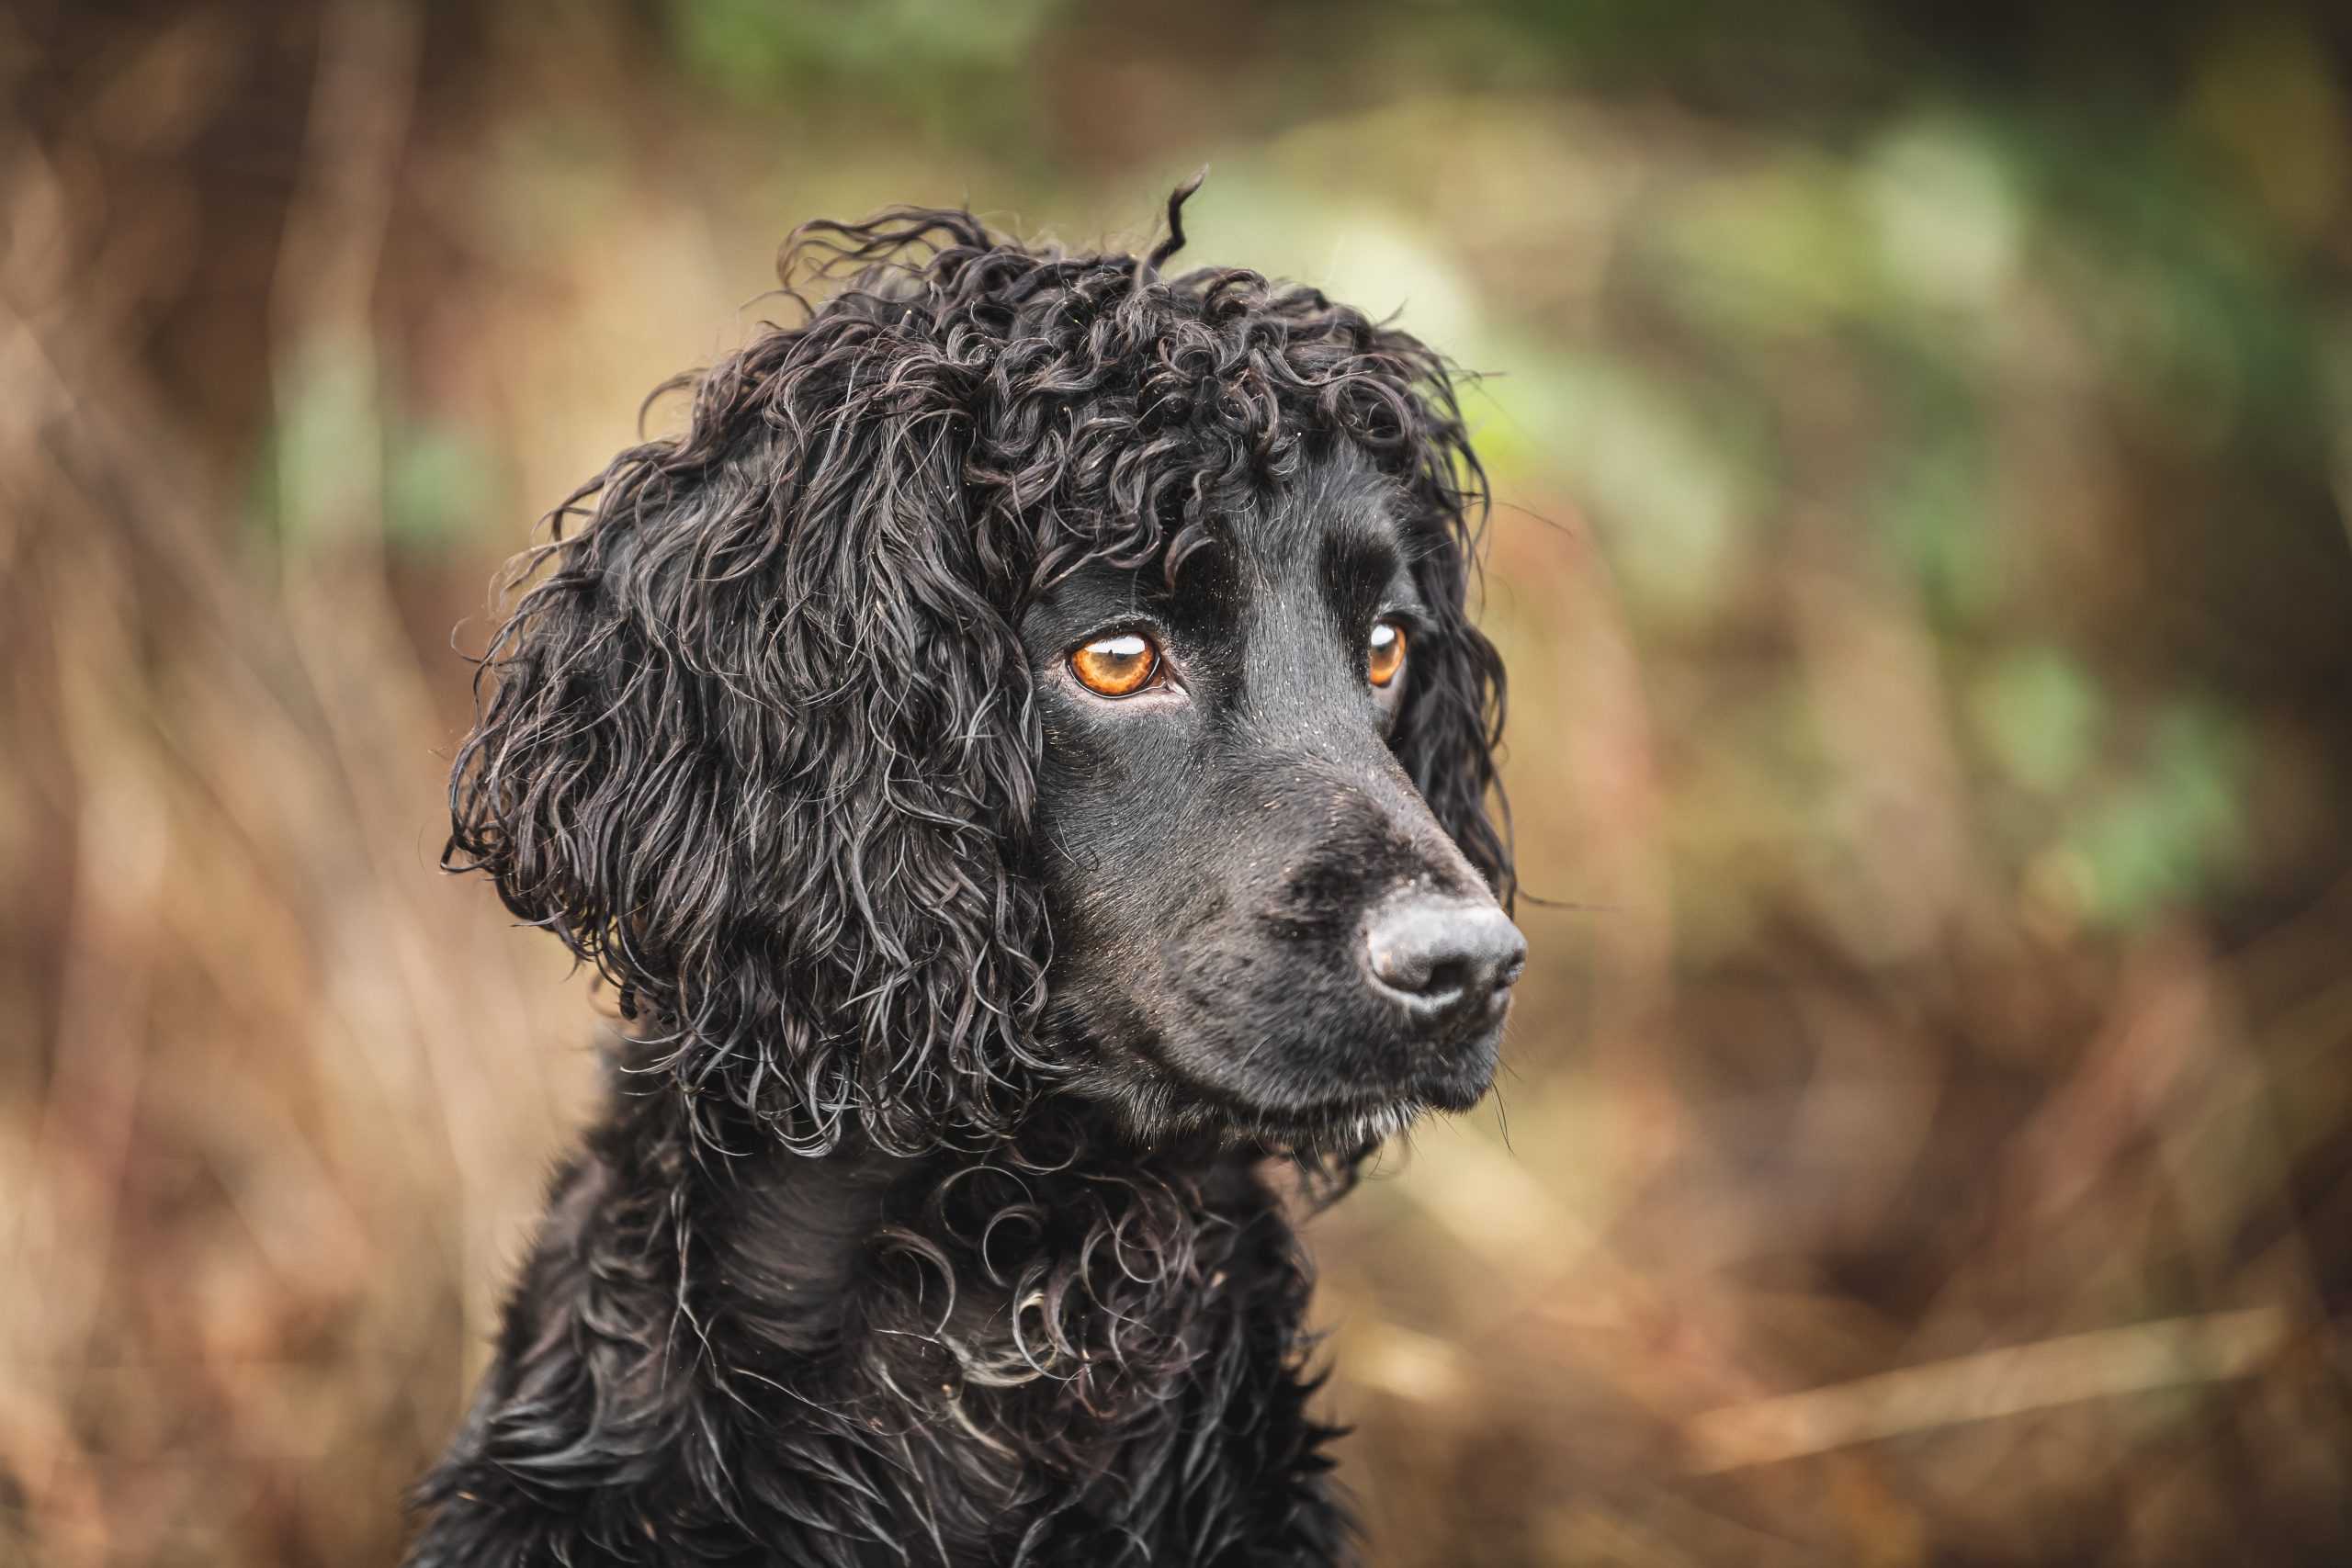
1252;1097;1433;1158
1122;1032;1504;1158
1227;1068;1495;1157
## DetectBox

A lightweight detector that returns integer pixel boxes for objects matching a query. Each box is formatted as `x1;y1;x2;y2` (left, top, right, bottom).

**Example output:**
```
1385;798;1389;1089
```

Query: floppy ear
1393;527;1513;911
1383;420;1514;914
1315;318;1513;914
447;313;1049;1153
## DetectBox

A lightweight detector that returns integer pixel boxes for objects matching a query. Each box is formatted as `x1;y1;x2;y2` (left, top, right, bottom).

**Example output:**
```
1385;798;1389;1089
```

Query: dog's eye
1367;620;1407;688
1070;632;1161;696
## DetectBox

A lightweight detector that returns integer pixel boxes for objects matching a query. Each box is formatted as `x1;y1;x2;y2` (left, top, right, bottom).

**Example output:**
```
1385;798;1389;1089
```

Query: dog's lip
1241;1025;1507;1136
1421;1008;1509;1096
1068;984;1512;1143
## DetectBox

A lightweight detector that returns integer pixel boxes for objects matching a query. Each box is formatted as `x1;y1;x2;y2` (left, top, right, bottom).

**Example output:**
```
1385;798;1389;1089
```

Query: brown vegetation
4;2;2348;1562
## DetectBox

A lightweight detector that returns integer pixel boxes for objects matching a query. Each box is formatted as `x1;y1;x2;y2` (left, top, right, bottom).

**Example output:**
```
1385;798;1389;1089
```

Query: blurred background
6;0;2352;1562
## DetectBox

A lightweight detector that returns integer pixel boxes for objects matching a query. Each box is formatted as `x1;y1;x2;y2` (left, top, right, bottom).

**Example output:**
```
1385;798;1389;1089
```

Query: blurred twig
1686;1309;2290;1472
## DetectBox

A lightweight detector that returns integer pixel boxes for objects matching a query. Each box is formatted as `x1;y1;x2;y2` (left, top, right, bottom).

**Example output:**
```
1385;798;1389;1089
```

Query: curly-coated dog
409;186;1521;1567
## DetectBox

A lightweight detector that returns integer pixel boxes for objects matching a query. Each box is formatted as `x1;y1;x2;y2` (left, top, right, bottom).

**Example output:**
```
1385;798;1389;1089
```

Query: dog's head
449;199;1517;1156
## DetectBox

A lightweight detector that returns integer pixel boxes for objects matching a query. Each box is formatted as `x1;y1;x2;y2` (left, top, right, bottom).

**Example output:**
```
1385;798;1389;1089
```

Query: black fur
412;197;1514;1566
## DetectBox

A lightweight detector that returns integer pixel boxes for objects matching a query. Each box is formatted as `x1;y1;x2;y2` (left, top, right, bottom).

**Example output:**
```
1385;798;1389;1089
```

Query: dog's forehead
1020;452;1412;644
1225;455;1405;575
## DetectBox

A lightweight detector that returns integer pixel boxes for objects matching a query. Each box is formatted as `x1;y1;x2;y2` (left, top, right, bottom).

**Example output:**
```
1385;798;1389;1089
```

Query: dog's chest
719;1149;1325;1560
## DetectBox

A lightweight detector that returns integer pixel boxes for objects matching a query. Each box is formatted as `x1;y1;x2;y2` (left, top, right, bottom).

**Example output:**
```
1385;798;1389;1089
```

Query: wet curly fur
409;187;1512;1566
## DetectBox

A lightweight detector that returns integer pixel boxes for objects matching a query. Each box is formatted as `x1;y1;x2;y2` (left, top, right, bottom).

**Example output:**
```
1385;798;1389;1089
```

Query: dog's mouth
1048;943;1516;1154
1220;1017;1508;1155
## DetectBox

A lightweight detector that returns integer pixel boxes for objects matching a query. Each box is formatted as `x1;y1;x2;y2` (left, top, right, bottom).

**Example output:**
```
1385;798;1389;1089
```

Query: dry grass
3;3;2348;1563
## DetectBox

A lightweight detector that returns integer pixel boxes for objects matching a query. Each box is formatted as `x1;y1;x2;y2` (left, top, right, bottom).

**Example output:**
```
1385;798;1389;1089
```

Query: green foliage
673;0;1062;101
1972;647;2102;796
2070;703;2245;925
387;419;505;555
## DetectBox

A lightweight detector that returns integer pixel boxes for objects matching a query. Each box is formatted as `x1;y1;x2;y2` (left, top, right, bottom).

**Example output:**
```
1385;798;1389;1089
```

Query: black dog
409;191;1520;1566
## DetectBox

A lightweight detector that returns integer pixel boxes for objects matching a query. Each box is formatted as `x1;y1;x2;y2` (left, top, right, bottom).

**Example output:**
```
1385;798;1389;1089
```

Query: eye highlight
1069;632;1161;696
1366;619;1407;688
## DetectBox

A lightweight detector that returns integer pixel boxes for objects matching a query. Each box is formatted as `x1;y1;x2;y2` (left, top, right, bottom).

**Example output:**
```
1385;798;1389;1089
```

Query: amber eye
1366;619;1407;688
1070;632;1160;696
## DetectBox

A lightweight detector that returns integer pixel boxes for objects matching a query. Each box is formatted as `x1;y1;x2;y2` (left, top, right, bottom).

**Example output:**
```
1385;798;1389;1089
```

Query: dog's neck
644;1091;1270;1374
413;1076;1342;1562
712;1132;924;1357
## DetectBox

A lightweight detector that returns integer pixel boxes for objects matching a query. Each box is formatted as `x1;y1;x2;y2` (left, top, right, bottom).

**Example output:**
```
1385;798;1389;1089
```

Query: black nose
1363;896;1527;1025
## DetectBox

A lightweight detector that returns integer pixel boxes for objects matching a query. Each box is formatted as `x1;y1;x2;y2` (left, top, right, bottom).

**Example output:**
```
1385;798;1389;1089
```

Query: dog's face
450;209;1518;1156
1025;457;1524;1147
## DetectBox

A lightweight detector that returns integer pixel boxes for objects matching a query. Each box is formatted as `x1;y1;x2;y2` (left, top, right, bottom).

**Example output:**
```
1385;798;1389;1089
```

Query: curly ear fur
1380;402;1514;915
447;205;1510;1155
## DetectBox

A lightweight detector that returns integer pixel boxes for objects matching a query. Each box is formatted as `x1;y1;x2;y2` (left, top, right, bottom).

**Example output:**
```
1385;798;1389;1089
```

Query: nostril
1419;957;1470;1006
